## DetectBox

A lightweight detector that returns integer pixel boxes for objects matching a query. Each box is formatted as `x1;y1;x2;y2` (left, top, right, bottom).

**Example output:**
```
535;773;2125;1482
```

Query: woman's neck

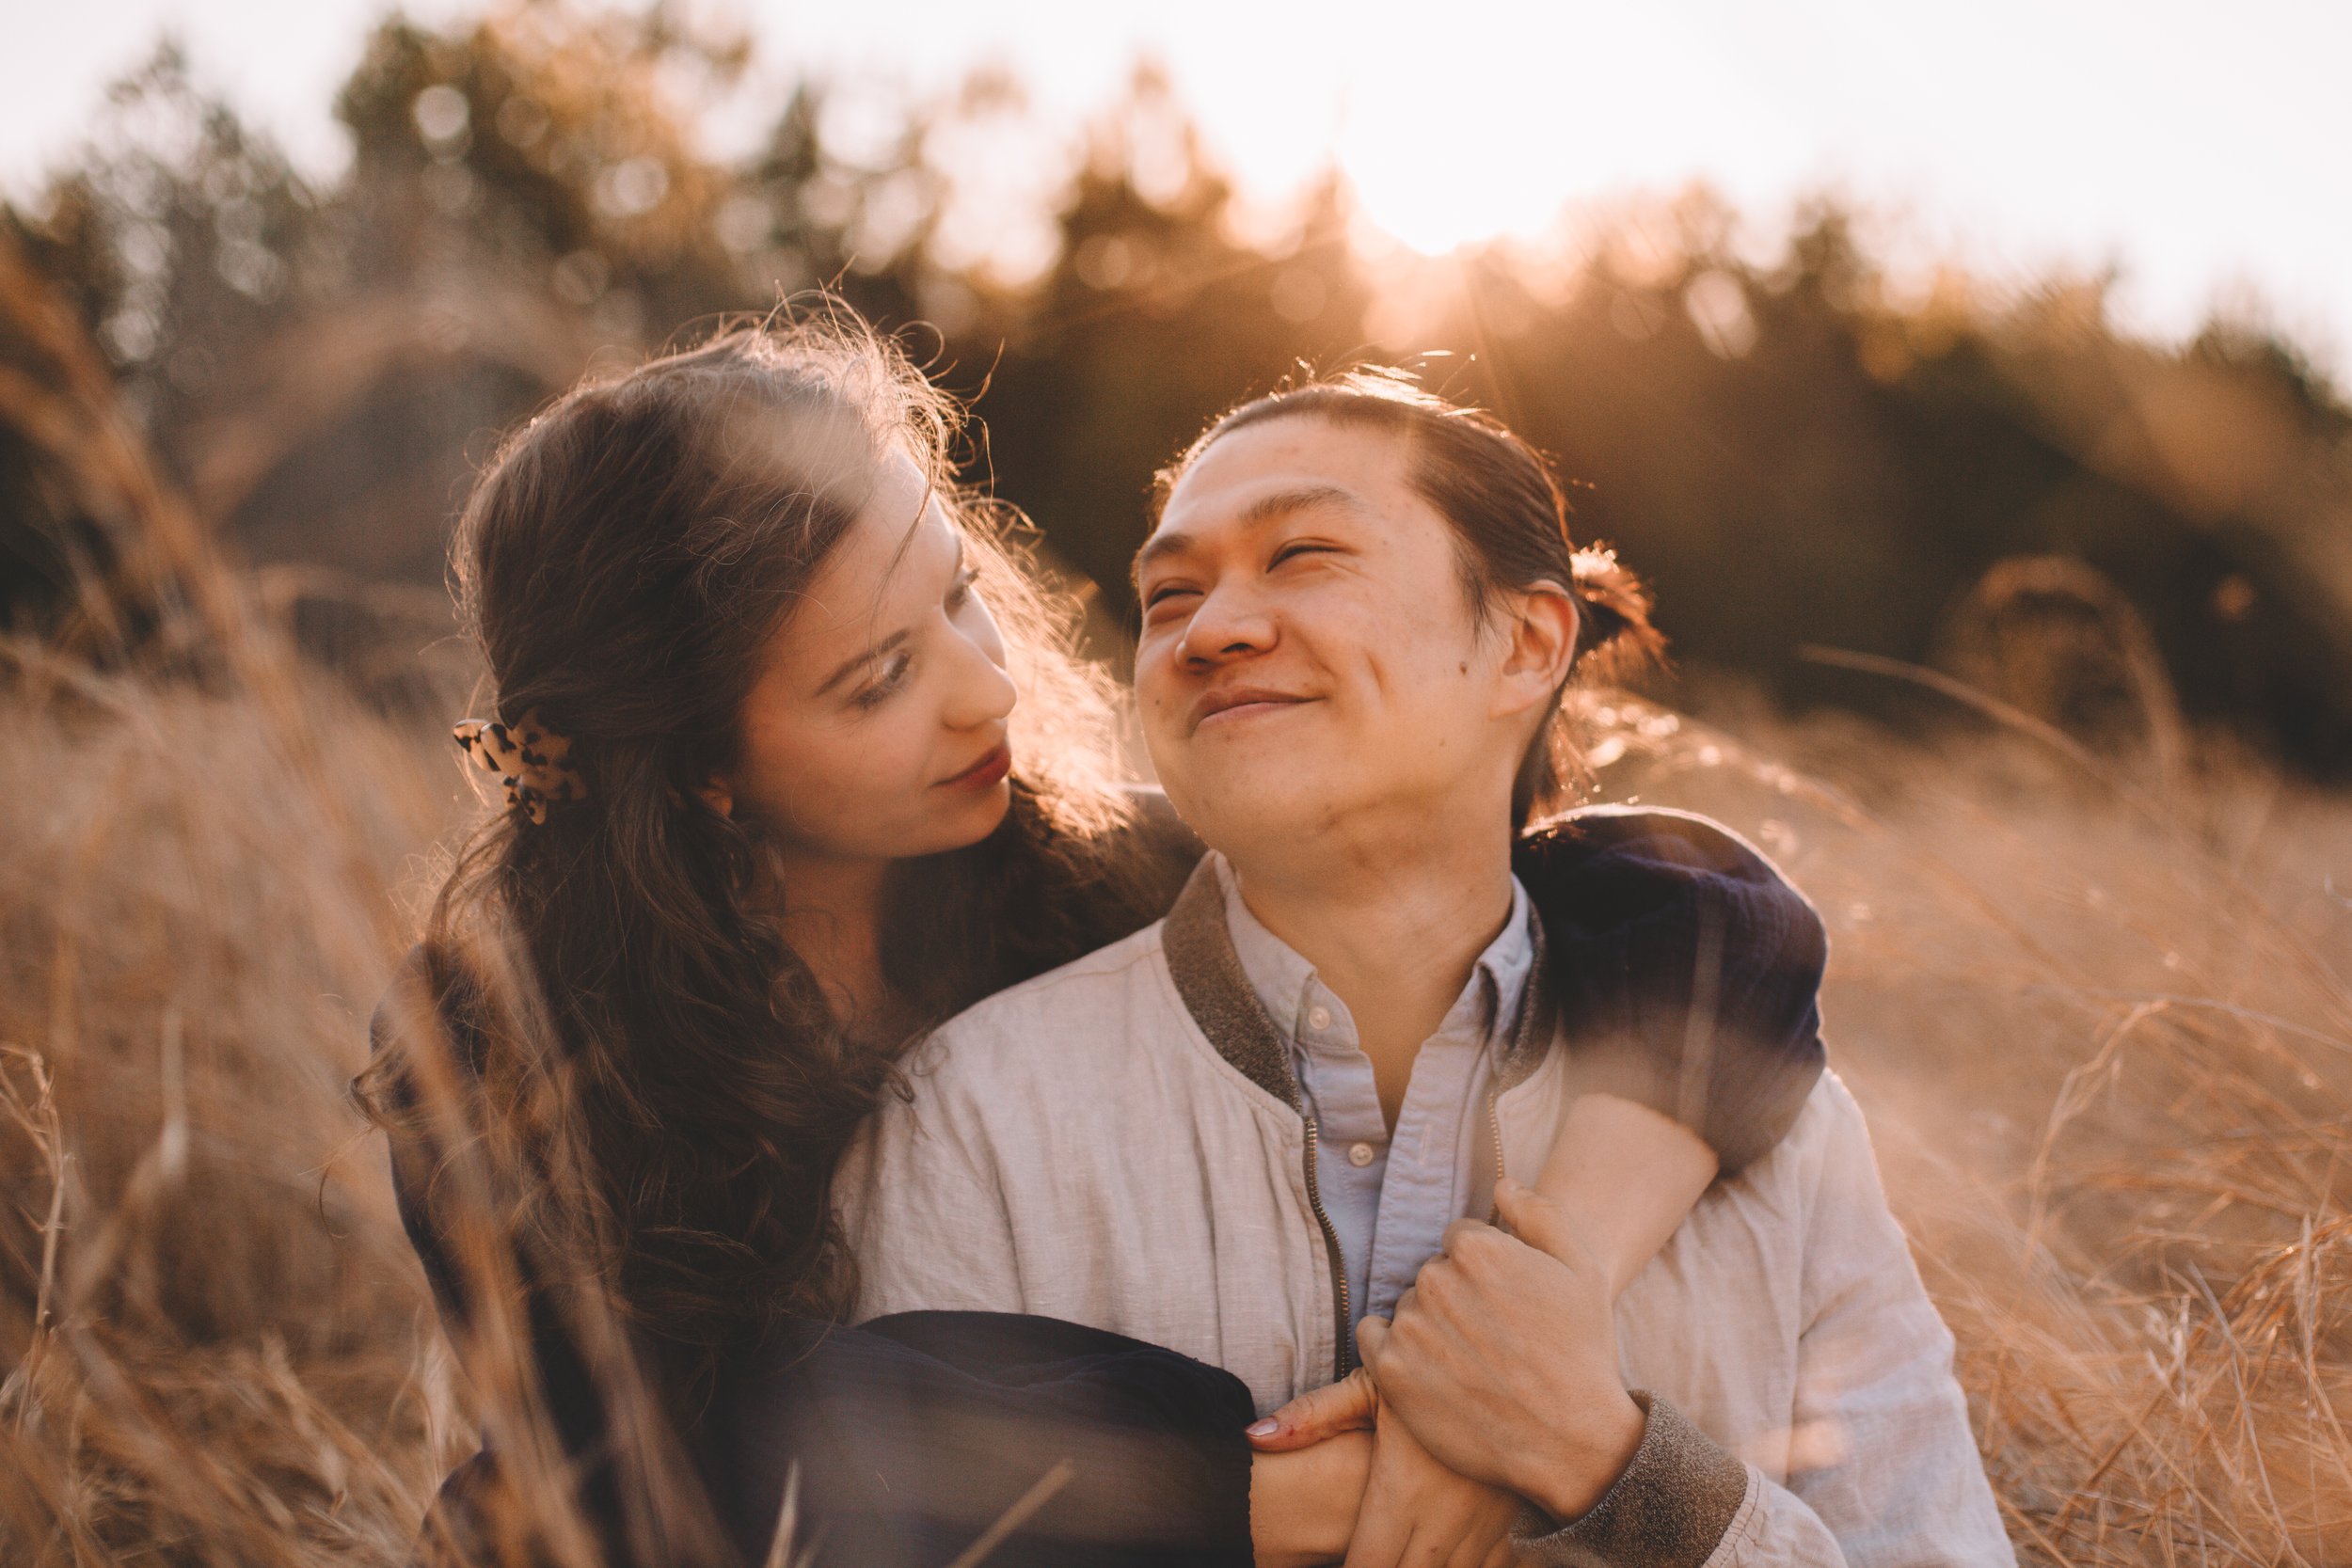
768;852;898;1037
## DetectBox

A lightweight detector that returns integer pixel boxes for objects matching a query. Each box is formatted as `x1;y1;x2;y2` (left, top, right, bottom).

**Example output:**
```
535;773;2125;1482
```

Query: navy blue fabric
707;1312;1256;1568
1515;807;1828;1175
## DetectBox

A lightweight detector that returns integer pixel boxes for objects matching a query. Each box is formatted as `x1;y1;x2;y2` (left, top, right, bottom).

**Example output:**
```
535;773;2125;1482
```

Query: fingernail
1247;1418;1279;1439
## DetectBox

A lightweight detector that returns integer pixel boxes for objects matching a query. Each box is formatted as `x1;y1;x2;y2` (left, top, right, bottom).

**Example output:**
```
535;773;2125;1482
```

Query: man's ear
1491;579;1579;721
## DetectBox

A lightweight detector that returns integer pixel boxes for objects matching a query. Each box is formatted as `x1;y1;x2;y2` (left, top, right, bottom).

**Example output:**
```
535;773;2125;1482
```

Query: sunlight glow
1323;7;1781;256
7;0;2350;365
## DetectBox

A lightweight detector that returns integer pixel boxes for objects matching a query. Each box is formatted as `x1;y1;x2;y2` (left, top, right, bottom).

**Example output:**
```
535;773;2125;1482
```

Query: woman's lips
938;743;1012;790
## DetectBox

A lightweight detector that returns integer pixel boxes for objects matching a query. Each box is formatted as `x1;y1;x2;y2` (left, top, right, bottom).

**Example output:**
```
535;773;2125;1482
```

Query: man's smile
1188;685;1317;734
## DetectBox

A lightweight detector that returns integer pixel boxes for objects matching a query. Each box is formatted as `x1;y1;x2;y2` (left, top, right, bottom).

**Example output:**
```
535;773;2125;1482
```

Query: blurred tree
6;10;2349;773
953;65;1372;622
1402;199;2352;771
2;42;314;631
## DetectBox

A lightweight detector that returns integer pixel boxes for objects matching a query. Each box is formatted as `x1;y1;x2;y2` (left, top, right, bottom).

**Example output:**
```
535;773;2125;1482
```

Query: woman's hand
1346;1415;1522;1568
1358;1179;1645;1525
1250;1364;1519;1568
1248;1366;1379;1450
1250;1429;1373;1568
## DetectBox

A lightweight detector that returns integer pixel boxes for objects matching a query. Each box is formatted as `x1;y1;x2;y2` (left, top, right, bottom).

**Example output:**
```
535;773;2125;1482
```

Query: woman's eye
851;652;914;710
946;568;978;610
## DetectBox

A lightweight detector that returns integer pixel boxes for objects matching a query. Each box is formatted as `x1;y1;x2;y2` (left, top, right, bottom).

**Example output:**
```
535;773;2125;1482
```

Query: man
842;372;2012;1568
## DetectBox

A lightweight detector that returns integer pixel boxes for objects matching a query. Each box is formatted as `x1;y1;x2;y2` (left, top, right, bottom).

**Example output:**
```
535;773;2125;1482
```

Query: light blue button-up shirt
1215;857;1537;1328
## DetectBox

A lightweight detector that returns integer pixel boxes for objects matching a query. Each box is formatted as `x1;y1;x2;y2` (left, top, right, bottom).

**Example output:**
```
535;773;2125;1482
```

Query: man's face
1134;414;1532;863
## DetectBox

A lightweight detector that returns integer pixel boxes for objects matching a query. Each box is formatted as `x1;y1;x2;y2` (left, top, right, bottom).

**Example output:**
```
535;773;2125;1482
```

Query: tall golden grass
2;228;2348;1565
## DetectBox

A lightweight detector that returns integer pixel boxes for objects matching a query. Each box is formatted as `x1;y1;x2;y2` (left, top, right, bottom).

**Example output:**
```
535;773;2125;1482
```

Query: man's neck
1229;813;1517;1128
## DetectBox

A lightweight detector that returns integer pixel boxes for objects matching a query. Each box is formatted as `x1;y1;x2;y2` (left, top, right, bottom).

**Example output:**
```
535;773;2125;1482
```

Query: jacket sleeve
1514;1081;2013;1568
710;1313;1258;1568
1514;807;1829;1177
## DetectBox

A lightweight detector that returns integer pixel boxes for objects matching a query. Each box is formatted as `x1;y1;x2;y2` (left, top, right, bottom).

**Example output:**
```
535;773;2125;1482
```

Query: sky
6;0;2349;372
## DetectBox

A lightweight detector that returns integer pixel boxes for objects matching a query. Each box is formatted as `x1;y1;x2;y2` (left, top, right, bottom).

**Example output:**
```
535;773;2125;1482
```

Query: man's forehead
1180;416;1402;497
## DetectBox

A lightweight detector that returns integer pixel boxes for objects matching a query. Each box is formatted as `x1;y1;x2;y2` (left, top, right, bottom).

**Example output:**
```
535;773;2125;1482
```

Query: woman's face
709;452;1018;864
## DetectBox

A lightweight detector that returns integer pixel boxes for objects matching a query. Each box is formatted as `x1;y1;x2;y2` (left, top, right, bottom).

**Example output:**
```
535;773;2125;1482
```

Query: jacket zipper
1486;1087;1508;1224
1300;1117;1356;1378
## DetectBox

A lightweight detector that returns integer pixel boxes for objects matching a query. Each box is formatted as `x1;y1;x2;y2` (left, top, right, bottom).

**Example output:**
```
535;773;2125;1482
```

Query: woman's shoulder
358;942;492;1109
1519;803;1787;876
1514;805;1822;949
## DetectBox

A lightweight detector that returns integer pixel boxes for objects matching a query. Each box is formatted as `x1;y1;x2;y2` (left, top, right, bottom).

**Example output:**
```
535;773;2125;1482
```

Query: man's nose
1178;581;1276;668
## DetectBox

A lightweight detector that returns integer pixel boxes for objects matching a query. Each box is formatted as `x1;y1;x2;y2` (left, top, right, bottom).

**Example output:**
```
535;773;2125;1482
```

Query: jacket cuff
1511;1391;1754;1568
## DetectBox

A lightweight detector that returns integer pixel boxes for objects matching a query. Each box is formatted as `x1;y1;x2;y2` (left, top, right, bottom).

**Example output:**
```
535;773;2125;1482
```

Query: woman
358;313;1826;1568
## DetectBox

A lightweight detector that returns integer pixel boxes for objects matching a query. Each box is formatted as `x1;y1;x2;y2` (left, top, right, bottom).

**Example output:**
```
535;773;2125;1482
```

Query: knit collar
1209;851;1535;1061
1161;856;1555;1113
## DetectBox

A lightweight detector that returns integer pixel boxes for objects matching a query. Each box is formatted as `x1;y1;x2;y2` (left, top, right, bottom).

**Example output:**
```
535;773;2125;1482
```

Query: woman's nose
944;627;1018;729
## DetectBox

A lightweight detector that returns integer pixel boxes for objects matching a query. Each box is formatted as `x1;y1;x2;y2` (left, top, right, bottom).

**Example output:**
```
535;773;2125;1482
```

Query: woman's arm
1246;809;1820;1495
1122;789;1828;1183
1515;806;1827;1179
1533;1092;1716;1297
1249;1433;1374;1568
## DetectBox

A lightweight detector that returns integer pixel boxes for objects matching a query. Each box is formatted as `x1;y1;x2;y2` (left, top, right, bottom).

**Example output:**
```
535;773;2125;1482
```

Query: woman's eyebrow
816;628;909;697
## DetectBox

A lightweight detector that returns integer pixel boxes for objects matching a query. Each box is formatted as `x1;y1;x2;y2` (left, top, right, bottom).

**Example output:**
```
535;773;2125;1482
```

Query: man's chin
1160;768;1340;856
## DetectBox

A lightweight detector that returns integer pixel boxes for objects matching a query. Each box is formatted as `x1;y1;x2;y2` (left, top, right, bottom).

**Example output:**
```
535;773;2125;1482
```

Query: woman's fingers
1248;1364;1379;1450
1490;1178;1595;1273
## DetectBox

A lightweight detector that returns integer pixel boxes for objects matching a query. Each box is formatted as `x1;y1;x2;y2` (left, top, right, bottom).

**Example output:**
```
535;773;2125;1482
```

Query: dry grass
1590;687;2352;1565
3;227;2349;1566
6;649;2349;1567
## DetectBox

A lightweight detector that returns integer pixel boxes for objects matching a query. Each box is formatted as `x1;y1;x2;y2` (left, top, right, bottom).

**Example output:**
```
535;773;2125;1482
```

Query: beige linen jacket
838;863;2013;1568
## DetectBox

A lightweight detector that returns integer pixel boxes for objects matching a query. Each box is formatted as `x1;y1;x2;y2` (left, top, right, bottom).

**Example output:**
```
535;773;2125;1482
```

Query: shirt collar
1209;851;1536;1054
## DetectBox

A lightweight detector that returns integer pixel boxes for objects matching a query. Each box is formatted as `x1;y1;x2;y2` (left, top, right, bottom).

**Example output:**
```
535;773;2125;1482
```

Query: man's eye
1272;543;1330;566
1143;584;1198;610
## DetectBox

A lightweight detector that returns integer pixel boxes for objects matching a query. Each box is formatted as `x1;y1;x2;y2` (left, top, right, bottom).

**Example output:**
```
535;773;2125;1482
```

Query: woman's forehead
784;475;956;657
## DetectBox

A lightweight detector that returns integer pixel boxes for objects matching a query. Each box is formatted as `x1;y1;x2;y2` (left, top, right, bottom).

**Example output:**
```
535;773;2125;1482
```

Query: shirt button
1308;1006;1333;1031
1347;1142;1376;1167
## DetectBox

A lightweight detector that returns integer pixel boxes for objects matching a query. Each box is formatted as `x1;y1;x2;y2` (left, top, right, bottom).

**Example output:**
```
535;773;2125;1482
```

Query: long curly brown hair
358;314;1183;1398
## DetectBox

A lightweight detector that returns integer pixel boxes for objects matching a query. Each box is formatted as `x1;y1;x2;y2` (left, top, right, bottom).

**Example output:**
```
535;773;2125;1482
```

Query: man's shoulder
1729;1068;1877;1198
902;921;1184;1094
940;920;1174;1035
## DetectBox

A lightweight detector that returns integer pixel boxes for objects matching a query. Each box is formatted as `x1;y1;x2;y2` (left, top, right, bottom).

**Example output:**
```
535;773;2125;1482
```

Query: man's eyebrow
816;627;909;697
1237;483;1365;529
1134;483;1366;581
